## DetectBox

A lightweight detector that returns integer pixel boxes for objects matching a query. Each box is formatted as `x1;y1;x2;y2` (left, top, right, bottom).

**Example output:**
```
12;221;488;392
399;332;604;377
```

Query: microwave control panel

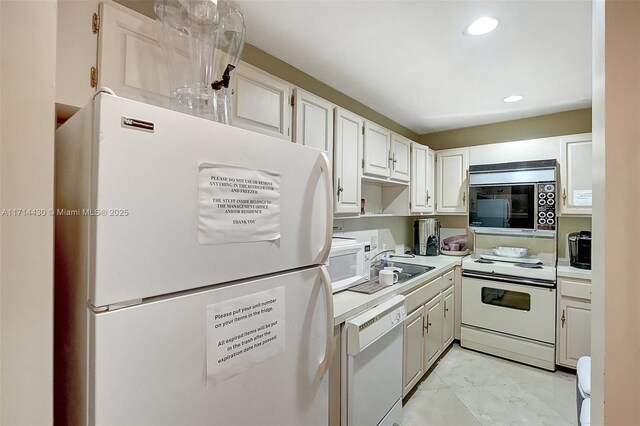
536;183;556;231
363;244;371;281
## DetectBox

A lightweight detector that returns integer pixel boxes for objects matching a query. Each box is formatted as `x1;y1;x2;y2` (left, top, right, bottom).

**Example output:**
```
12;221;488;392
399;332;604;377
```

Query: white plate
441;249;471;257
481;254;542;264
492;246;529;257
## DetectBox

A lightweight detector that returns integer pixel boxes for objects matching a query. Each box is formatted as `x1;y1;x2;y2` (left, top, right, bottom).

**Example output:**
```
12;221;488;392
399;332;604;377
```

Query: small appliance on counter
414;218;440;256
569;231;592;270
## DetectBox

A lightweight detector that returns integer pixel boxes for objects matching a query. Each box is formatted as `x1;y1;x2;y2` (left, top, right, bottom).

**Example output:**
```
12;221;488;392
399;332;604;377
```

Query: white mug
379;269;399;286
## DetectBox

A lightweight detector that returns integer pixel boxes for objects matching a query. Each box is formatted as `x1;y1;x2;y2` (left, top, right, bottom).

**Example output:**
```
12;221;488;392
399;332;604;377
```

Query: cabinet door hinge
290;94;295;107
92;12;100;34
361;159;364;169
90;66;98;88
409;201;412;210
362;126;365;136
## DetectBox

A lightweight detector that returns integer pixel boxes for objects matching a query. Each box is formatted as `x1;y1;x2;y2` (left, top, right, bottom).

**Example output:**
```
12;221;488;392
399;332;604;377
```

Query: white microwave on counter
326;238;371;293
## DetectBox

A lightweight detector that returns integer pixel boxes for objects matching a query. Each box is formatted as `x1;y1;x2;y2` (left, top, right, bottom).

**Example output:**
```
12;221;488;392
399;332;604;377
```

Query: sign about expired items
198;164;281;245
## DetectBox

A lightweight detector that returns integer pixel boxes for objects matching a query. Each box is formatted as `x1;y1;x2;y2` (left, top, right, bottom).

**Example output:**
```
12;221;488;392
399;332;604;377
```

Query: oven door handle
462;270;555;288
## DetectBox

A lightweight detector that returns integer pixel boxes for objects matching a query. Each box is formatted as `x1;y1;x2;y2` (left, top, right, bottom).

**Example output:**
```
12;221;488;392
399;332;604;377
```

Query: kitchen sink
372;261;435;284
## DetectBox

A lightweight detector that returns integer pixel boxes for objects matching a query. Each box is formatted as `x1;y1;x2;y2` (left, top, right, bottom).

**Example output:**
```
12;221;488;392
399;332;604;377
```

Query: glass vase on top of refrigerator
54;93;333;425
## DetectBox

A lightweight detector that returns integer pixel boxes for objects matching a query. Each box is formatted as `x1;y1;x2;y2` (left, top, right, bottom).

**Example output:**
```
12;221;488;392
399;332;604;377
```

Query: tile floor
401;344;577;426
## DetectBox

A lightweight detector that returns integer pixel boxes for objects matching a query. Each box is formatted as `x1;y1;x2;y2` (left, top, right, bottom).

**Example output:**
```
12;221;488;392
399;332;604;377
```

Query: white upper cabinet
411;143;435;214
390;134;411;182
292;88;334;155
436;148;469;214
334;108;363;215
363;122;392;178
98;2;170;108
67;1;292;140
559;134;593;215
231;62;292;141
426;149;436;213
56;0;100;111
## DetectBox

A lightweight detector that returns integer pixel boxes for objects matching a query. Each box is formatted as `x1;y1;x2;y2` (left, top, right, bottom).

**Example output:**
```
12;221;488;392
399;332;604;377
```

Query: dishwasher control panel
346;295;406;356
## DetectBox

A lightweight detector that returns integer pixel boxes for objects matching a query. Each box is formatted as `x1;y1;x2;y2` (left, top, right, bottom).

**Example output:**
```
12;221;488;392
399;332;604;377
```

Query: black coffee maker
568;231;592;270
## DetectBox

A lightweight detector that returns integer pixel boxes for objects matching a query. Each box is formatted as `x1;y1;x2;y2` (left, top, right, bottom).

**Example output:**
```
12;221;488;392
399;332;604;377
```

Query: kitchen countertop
333;254;463;325
557;261;592;279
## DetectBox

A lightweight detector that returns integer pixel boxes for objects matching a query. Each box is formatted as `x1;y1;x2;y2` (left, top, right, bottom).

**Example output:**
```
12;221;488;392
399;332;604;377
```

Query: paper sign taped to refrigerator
573;190;592;206
206;286;285;384
198;164;281;244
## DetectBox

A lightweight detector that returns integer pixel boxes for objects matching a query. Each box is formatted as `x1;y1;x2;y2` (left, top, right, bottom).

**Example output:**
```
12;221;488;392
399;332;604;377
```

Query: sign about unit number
205;287;285;384
198;164;281;244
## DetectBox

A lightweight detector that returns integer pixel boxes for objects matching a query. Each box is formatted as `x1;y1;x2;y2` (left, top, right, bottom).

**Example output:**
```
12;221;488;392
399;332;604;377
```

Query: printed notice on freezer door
198;164;281;245
206;286;285;384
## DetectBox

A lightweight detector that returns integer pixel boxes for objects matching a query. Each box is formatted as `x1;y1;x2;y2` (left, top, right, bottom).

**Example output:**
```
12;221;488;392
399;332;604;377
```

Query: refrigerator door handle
317;265;334;379
317;152;334;264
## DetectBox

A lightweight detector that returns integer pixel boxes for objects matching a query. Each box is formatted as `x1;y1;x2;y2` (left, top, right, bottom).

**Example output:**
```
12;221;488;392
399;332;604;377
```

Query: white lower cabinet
443;285;455;348
424;295;444;369
403;308;425;395
402;272;456;396
557;275;592;368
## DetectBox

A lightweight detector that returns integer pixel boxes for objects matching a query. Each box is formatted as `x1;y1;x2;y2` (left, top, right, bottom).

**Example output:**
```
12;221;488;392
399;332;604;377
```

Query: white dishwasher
341;295;406;426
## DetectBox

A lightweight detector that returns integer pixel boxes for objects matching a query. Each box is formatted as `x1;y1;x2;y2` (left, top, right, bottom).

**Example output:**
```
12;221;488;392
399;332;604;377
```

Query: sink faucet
370;249;395;265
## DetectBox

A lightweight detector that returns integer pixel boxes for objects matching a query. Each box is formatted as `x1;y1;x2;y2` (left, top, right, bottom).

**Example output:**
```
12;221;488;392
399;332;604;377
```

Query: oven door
462;276;556;344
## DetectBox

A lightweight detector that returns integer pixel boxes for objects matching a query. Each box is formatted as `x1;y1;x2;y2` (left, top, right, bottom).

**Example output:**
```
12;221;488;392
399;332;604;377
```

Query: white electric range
461;254;557;371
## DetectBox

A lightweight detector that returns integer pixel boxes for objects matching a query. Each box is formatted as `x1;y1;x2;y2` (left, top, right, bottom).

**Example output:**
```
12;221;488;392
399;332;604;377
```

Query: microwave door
476;199;510;227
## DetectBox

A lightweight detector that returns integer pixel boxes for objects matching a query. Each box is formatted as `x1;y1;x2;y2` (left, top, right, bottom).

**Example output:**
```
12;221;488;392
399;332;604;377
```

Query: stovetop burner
514;263;544;269
463;256;556;283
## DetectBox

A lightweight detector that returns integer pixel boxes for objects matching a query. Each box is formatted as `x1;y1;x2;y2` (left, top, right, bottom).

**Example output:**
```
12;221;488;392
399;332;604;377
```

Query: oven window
481;287;531;311
469;184;535;229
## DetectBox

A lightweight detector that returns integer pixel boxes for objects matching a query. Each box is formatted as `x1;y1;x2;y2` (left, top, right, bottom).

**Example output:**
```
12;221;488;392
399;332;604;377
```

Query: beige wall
240;44;419;140
592;1;640;423
420;108;592;151
0;1;56;424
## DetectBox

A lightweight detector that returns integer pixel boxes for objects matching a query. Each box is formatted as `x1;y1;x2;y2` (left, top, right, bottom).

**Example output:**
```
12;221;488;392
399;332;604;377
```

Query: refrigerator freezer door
57;94;332;307
89;266;332;425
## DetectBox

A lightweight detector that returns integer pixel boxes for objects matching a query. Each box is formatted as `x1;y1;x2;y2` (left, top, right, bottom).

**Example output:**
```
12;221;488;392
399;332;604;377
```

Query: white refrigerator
55;93;334;425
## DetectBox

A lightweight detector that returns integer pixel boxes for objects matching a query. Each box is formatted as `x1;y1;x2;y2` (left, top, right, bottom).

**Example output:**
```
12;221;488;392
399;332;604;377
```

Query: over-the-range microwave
468;159;557;236
326;238;371;293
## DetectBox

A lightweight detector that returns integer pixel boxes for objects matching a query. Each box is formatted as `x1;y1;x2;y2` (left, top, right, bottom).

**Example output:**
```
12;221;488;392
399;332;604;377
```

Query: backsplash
557;216;592;260
333;216;414;254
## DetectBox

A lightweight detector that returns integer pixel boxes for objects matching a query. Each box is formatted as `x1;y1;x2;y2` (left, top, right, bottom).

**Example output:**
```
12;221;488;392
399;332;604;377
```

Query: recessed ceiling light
465;17;500;36
503;95;524;103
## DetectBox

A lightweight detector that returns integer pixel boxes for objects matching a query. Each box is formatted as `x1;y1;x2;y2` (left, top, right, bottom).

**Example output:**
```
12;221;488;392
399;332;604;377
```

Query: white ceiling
234;0;592;134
